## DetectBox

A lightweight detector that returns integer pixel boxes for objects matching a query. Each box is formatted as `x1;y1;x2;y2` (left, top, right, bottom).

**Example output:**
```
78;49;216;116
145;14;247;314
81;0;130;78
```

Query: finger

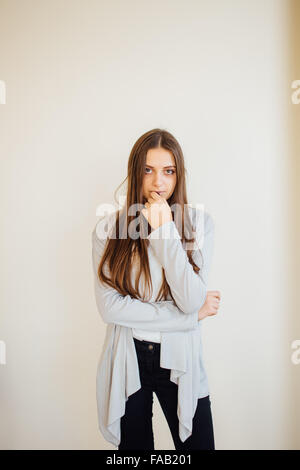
149;201;161;207
150;192;164;203
207;293;221;301
147;197;156;204
209;291;221;300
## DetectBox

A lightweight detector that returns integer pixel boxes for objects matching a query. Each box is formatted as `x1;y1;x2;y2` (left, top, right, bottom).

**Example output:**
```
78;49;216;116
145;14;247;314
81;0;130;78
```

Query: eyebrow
145;164;176;168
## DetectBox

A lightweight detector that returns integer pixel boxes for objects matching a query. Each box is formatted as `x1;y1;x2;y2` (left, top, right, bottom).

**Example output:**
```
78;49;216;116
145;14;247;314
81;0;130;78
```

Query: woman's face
142;148;177;203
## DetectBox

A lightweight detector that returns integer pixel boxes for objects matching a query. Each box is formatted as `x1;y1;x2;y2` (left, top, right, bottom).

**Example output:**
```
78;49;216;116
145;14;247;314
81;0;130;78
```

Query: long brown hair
97;128;202;306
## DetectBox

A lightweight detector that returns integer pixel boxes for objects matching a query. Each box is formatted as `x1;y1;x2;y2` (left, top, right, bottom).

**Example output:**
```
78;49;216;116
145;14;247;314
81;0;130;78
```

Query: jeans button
148;344;153;350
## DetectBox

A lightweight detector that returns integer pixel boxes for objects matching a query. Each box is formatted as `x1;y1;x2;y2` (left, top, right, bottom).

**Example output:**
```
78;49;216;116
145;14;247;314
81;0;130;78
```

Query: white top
91;205;215;447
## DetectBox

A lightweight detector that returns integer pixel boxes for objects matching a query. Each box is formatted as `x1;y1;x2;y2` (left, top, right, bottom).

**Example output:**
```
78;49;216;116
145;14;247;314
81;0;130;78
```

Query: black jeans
118;337;215;450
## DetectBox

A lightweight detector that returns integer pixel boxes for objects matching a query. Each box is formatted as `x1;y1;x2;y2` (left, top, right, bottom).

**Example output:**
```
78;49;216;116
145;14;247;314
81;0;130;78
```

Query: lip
152;191;165;194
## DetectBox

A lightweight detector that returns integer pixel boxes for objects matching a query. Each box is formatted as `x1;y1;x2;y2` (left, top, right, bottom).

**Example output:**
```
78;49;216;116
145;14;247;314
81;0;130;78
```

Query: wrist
198;305;208;320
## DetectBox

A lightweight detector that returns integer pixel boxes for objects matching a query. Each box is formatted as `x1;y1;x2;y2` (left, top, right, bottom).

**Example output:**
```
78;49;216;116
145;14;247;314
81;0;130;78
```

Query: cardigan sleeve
146;210;215;315
91;226;199;332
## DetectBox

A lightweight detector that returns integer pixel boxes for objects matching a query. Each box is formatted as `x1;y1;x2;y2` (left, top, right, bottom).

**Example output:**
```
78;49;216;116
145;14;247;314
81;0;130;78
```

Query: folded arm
91;220;199;331
146;209;215;314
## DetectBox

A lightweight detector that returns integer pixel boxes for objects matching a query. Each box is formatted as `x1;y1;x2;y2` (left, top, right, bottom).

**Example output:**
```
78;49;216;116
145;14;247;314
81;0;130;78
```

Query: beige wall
0;0;299;449
288;0;300;449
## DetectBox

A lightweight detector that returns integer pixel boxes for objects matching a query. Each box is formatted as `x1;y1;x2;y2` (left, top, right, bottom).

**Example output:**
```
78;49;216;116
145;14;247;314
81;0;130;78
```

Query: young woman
92;128;221;450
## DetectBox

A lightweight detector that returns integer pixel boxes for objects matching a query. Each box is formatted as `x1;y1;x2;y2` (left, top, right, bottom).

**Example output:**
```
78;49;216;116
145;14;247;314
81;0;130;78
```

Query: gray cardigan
91;205;215;447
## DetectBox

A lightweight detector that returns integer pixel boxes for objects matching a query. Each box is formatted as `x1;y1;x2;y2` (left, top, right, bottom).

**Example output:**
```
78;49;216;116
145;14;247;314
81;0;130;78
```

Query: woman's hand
141;191;173;231
198;291;221;321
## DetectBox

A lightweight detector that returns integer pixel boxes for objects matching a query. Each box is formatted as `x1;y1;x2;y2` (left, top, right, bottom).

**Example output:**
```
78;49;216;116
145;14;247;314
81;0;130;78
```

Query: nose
152;172;164;186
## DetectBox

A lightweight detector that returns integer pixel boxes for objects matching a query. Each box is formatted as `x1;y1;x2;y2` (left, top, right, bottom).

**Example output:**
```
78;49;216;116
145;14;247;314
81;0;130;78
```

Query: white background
0;0;299;449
